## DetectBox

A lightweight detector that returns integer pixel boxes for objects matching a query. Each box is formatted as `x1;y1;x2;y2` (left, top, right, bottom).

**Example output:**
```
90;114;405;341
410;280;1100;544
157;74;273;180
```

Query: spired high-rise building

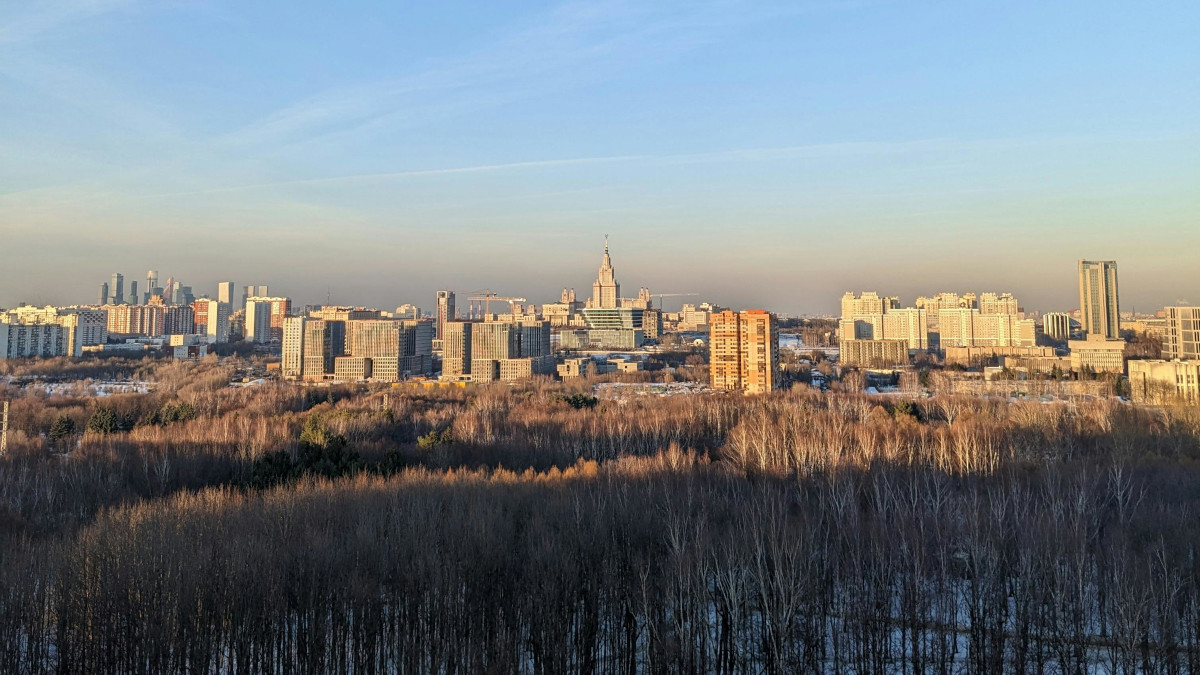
146;270;158;304
1078;260;1120;339
588;236;620;309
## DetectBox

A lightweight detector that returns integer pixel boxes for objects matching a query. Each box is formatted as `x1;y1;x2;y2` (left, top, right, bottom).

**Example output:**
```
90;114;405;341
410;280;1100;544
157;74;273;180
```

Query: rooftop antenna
604;233;609;254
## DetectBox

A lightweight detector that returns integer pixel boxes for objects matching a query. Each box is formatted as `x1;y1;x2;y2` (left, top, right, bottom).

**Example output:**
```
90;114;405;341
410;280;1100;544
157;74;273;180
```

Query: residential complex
282;314;434;382
667;303;727;333
842;290;1033;356
244;300;273;344
245;296;292;342
3;306;107;356
937;308;1035;349
192;300;232;344
105;303;193;337
0;322;69;359
841;339;910;368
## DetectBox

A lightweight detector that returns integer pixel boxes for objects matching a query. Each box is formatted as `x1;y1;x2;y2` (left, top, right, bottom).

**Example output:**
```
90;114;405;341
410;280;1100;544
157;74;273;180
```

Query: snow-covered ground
594;381;712;400
780;333;839;357
17;379;154;397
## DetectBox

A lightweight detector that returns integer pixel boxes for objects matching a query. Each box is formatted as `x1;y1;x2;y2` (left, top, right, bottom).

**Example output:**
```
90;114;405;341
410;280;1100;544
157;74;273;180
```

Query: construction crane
650;293;699;310
466;289;527;320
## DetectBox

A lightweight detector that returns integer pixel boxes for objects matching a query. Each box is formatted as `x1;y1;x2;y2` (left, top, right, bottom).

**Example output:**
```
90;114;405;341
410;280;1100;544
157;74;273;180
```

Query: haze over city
3;0;1198;312
9;2;1200;671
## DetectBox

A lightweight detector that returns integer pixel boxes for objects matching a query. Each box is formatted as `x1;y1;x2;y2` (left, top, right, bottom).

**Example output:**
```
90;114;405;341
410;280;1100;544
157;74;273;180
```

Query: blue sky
2;0;1197;314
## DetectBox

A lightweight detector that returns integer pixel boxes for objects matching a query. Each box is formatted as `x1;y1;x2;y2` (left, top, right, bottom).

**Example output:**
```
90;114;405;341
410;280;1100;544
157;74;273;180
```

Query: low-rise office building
1068;334;1126;374
1128;359;1200;404
945;346;1057;367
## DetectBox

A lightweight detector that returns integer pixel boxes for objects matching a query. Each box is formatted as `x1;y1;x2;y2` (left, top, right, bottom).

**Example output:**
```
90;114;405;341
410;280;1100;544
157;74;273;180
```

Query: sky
1;0;1197;315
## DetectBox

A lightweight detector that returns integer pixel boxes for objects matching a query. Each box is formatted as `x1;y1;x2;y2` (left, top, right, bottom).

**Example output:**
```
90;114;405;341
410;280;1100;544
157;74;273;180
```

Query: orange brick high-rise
710;309;780;394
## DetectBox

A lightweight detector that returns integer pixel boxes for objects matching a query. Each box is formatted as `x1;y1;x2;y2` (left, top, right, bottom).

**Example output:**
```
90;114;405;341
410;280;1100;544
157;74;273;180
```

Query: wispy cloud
221;0;807;149
146;154;649;197
0;0;140;46
144;134;1153;198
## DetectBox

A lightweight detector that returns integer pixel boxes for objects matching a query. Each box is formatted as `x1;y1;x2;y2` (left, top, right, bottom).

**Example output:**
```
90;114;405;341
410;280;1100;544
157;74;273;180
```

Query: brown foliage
0;364;1199;671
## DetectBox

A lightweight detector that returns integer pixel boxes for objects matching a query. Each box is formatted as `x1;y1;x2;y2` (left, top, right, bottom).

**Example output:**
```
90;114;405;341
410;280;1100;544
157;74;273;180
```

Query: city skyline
2;1;1198;312
6;243;1196;318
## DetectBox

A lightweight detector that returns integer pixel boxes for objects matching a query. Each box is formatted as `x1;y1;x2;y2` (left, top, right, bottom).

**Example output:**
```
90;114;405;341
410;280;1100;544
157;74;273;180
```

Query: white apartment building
1164;306;1200;361
245;300;273;344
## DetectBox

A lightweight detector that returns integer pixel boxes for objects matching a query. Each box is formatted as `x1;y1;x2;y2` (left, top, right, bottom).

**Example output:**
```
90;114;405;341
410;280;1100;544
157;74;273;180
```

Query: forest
2;355;1200;673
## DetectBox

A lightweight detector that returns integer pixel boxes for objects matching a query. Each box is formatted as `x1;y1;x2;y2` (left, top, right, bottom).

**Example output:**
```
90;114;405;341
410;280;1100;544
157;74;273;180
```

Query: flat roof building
1078;260;1121;339
841;339;910;368
1164;306;1200;361
711;310;780;394
1129;359;1200;405
1069;333;1126;374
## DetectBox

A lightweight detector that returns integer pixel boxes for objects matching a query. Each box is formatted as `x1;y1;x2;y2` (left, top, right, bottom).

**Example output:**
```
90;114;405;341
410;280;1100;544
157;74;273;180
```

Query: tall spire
591;235;620;308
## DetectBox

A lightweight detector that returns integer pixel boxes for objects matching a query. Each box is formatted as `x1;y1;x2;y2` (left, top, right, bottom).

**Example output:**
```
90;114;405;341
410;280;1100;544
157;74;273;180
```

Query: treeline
1;362;1200;671
4;454;1200;673
2;379;1200;536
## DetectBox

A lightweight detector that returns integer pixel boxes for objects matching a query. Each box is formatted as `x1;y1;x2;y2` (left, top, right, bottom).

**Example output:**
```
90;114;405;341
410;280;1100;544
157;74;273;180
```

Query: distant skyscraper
98;282;109;307
218;281;235;305
255;285;269;298
436;290;455;340
129;281;138;307
145;270;158;303
110;273;124;304
1078;260;1120;339
589;236;620;309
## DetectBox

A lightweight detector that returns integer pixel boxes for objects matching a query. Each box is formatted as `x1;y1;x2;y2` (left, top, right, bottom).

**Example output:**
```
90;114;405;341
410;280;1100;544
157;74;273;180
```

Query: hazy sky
2;0;1197;315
